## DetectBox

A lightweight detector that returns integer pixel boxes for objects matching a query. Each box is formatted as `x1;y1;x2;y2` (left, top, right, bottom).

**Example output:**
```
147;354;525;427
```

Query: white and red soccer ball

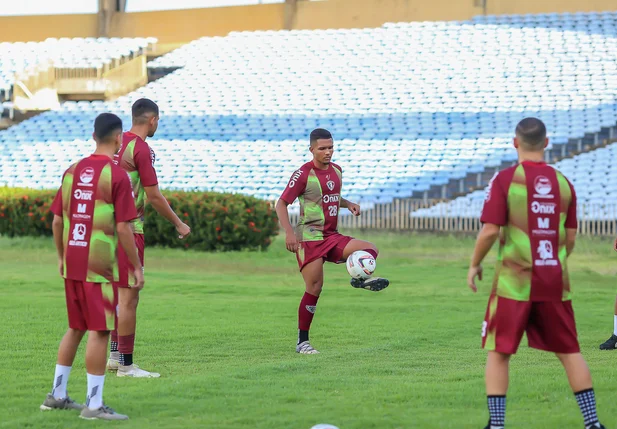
346;250;376;280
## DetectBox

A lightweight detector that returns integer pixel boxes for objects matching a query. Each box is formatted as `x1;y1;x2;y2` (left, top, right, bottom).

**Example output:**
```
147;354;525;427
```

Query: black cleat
350;277;389;292
599;334;617;350
483;421;504;429
586;424;606;429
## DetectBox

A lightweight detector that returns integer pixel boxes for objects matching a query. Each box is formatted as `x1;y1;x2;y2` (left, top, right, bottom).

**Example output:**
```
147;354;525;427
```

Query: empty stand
1;13;617;219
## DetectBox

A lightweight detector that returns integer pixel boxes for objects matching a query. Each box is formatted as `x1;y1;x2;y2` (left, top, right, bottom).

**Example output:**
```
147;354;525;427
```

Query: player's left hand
467;265;483;293
58;259;64;276
347;202;361;216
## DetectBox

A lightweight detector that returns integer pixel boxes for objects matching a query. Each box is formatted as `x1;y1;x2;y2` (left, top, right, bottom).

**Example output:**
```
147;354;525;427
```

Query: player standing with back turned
468;118;605;429
40;113;144;420
276;128;390;354
106;98;191;378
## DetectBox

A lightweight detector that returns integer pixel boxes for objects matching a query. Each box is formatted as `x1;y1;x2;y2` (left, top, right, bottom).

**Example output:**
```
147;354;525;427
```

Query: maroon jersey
51;154;138;282
280;161;343;241
480;161;577;302
113;131;158;234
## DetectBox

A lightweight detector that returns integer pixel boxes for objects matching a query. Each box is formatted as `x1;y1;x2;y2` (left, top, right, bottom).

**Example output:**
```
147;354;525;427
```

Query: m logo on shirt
537;217;550;229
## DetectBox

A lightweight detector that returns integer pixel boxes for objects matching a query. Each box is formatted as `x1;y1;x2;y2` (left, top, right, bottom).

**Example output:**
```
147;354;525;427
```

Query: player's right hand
467;265;483;293
285;231;299;253
176;222;191;239
613;237;617;252
58;259;64;276
132;268;145;291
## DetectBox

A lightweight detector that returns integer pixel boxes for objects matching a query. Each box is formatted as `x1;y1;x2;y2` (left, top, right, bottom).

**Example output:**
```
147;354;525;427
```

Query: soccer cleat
599;334;617;350
80;405;128;421
483;423;504;429
117;363;160;378
586;424;606;429
40;394;84;411
350;277;389;292
106;358;119;372
296;341;320;354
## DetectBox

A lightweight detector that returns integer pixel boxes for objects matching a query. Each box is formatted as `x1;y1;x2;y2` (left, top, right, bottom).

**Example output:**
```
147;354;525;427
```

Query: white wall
125;0;282;13
0;0;98;16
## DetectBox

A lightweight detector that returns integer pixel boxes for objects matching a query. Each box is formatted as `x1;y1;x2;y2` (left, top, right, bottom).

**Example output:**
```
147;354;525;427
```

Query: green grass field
2;232;617;429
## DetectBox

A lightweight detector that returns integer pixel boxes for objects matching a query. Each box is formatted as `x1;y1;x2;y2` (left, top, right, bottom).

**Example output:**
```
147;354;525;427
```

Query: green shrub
0;187;279;251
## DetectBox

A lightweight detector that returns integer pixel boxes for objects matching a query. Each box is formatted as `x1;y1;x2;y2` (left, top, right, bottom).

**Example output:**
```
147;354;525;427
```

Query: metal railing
288;199;617;236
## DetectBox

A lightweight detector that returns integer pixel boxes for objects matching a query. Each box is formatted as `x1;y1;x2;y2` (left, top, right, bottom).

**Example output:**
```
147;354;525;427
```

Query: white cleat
106;358;119;372
296;341;320;354
117;364;160;378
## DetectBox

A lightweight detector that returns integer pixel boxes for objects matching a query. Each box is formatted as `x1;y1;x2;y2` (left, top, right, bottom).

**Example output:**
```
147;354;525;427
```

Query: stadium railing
101;54;147;99
291;199;617;236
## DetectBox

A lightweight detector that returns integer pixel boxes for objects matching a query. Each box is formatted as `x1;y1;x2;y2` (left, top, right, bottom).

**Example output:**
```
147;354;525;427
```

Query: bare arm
275;198;299;253
340;197;360;216
144;185;182;227
144;185;191;238
467;223;500;292
52;215;64;269
566;228;576;257
471;223;501;267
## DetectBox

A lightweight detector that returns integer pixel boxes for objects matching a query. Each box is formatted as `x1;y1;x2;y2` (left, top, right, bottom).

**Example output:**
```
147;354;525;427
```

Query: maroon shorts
64;279;117;331
115;233;145;288
296;233;354;271
481;295;580;355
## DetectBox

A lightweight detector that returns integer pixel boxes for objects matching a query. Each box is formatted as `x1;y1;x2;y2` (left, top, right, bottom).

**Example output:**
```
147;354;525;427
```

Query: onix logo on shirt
288;169;303;188
73;189;93;201
531;201;555;214
323;194;340;204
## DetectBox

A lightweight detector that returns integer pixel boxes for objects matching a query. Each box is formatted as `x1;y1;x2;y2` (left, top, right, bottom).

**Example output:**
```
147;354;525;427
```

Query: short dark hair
515;117;547;149
310;128;333;146
132;98;159;121
94;113;123;142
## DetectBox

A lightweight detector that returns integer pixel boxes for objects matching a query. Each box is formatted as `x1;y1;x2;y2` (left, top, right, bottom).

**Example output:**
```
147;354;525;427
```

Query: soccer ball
311;425;340;429
346;250;376;280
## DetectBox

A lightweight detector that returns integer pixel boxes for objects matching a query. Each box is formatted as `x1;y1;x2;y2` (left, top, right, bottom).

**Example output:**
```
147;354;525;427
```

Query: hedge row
0;187;280;251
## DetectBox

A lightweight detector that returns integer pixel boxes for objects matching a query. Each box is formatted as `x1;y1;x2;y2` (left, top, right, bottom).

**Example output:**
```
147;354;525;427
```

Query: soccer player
106;98;191;378
275;128;390;354
40;113;144;420
468;118;605;429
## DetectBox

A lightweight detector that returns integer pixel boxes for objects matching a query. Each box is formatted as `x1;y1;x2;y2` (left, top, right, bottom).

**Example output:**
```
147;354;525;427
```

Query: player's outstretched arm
117;221;145;290
467;223;500;292
52;215;64;275
275;199;298;253
144;184;191;239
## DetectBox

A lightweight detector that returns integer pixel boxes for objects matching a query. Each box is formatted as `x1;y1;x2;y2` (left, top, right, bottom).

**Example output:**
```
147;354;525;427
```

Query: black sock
110;341;118;353
487;395;506;427
575;388;599;427
119;353;133;367
298;330;309;345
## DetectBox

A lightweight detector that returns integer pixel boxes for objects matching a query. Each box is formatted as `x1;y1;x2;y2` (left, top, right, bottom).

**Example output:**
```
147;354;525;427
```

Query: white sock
51;364;72;399
86;374;105;410
613;315;617;336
